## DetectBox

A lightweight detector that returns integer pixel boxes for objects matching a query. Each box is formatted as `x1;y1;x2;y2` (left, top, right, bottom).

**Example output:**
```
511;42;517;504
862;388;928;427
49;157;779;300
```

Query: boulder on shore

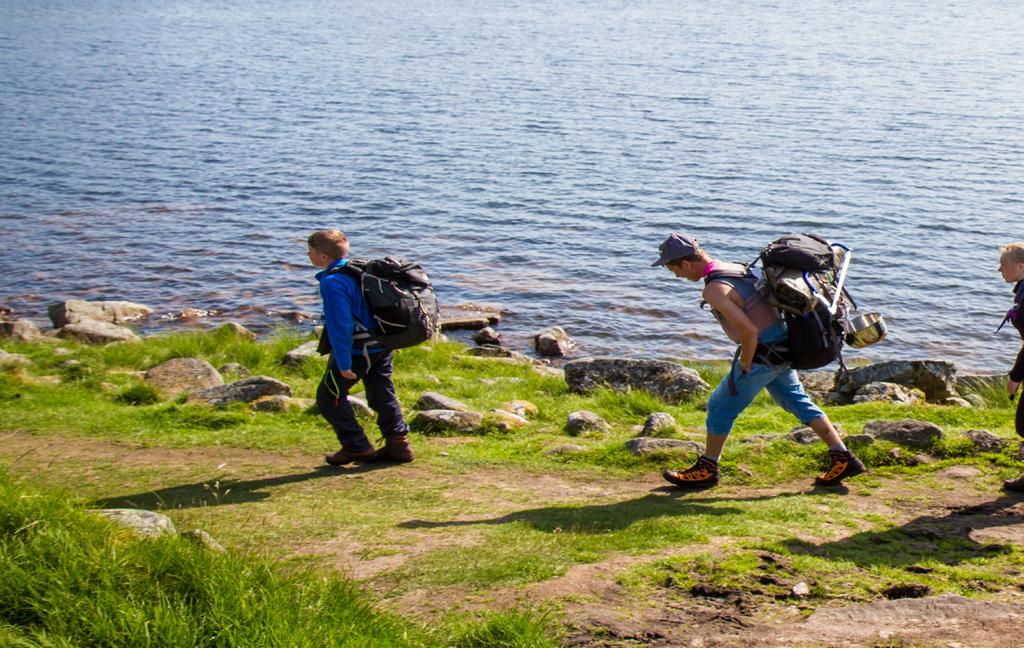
836;360;957;402
48;299;153;327
411;409;484;435
625;437;705;457
566;410;611;435
144;358;223;398
57;319;141;344
186;376;292;406
853;382;926;405
564;358;709;404
0;319;43;341
534;326;576;357
282;341;320;367
415;391;471;412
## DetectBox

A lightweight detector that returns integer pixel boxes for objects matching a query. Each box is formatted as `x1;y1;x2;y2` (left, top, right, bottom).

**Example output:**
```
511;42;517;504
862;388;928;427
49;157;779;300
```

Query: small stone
144;358;224;398
566;410;610;435
545;444;585;456
863;419;943;449
180;528;225;552
0;319;43;341
96;508;176;538
889;448;902;459
534;326;576;357
737;465;754;477
218;363;252;377
791;582;811;597
415;391;471;412
487;409;529;430
219;321;257;340
426;375;442;385
57;319;141;344
282;340;320;367
908;454;933;466
48;300;153;327
642;412;677;436
411;409;484;435
472;327;501;346
347;395;373;418
943;397;972;408
964;429;1010;453
788;426;820;444
439;451;450;457
250;395;296;412
625;437;704;457
499;400;538;418
186;376;291;406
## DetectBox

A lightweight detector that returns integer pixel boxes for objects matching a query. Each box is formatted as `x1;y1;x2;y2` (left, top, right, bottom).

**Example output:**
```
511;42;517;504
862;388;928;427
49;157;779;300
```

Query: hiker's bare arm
704;283;759;372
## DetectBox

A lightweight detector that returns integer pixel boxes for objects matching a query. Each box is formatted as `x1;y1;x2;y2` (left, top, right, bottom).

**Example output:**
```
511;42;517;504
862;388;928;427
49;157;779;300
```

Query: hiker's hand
340;370;357;380
739;360;752;374
1009;380;1019;400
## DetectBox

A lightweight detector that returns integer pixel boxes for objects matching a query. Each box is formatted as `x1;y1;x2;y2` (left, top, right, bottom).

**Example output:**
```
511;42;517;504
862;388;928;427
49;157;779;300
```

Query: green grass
0;471;560;647
2;328;1023;643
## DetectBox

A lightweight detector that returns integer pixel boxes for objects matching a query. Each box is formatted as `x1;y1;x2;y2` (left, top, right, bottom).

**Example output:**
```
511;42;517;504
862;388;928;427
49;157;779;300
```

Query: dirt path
4;430;1024;647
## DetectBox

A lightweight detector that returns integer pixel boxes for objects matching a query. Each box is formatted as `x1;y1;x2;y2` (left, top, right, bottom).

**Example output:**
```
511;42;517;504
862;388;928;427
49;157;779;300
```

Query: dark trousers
1016;393;1024;439
316;350;409;452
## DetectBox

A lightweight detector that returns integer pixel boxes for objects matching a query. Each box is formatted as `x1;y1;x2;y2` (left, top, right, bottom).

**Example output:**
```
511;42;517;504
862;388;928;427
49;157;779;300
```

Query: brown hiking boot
815;449;866;486
1003;473;1024;492
374;435;414;463
324;447;378;466
663;456;720;489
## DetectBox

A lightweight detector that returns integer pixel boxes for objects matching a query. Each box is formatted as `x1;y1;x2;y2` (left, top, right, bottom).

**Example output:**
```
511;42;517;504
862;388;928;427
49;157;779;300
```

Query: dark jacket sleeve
1011;344;1024;382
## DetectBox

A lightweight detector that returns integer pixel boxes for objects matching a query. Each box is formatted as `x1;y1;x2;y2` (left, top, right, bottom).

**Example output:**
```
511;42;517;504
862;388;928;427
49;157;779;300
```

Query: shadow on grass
93;463;391;510
398;492;745;533
783;492;1024;568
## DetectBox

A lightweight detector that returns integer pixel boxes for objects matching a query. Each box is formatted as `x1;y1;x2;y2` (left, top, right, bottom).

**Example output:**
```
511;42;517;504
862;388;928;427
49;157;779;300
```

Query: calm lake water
2;0;1022;370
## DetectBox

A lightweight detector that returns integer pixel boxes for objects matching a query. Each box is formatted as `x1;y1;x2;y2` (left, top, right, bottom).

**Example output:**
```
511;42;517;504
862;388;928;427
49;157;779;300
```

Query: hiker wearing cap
997;242;1024;492
651;233;865;489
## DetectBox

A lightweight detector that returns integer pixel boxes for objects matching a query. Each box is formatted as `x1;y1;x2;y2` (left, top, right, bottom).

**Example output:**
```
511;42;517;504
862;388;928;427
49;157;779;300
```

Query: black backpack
756;233;853;370
706;234;852;371
318;256;441;354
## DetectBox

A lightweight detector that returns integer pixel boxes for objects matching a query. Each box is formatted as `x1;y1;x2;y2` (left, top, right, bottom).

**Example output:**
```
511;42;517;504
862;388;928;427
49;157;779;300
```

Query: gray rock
836;360;957;402
487;409;529;430
532;365;565;379
282;340;320;367
564;358;710;404
964;429;1010;453
642;412;677;436
943;397;972;407
939;466;982;480
845;433;876;446
57;319;141;344
799;370;837;396
788;426;820;444
534;326;576;357
863;419;943;448
218;363;252;377
218;321;257;340
908;454;933;466
250;395;297;412
186;376;292;406
545;443;586;456
791;581;811;598
499;400;538;418
144;358;223;398
347;394;373;418
0;349;30;369
625;437;705;456
466;345;532;363
415;391;471;412
96;508;176;538
411;409;484;434
566;410;611;435
472;327;501;346
0;319;43;341
853;382;926;405
48;300;153;327
180;528;225;552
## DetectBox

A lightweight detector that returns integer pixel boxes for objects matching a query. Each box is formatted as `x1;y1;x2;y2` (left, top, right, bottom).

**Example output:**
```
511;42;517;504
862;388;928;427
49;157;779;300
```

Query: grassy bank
2;327;1023;645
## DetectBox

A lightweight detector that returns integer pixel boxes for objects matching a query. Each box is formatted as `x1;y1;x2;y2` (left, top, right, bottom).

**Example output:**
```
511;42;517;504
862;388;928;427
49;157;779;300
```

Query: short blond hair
307;230;349;260
1000;243;1024;265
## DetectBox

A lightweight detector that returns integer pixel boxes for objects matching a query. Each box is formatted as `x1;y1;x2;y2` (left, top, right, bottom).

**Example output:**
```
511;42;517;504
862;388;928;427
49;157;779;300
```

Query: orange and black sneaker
663;456;720;489
815;450;866;486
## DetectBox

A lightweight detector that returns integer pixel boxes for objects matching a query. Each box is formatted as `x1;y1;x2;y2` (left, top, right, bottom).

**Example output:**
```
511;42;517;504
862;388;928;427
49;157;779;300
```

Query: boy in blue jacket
307;230;413;466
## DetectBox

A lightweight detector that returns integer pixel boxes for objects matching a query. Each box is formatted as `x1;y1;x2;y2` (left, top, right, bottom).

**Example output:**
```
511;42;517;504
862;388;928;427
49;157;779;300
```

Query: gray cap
651;233;699;267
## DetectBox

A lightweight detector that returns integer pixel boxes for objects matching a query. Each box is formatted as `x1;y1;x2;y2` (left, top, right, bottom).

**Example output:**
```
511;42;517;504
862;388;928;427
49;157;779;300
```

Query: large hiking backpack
705;234;853;371
318;256;440;353
756;234;853;370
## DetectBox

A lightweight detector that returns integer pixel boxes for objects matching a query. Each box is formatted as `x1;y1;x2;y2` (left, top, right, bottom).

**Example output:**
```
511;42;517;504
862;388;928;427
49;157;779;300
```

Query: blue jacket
315;258;379;371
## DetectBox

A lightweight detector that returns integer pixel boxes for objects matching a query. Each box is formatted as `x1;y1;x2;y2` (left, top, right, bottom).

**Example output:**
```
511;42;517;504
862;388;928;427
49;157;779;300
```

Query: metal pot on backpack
844;312;887;348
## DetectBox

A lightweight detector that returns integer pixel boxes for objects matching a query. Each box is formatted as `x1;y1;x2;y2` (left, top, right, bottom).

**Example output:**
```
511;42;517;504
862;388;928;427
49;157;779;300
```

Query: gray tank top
704;263;786;344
